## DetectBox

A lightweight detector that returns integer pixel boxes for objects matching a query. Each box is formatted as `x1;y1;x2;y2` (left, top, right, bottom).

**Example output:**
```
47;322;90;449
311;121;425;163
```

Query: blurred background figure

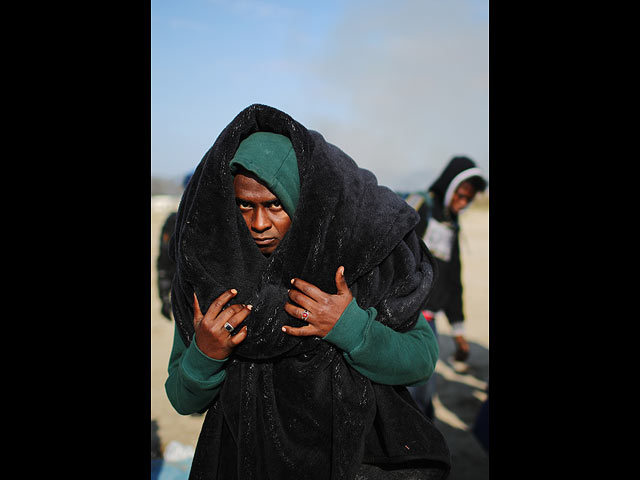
399;155;487;419
156;171;193;321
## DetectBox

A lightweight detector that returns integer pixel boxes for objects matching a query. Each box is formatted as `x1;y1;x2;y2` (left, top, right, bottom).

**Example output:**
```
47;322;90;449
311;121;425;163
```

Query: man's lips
253;237;276;246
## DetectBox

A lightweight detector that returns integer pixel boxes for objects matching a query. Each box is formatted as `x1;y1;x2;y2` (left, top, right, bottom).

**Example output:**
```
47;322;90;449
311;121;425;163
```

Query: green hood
229;131;299;218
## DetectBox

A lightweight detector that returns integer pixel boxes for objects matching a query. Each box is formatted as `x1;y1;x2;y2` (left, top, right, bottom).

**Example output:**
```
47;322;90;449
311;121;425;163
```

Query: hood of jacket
428;156;487;213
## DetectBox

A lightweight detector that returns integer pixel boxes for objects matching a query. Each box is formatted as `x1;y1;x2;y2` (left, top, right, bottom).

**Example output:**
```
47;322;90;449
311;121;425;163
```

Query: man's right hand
193;289;251;360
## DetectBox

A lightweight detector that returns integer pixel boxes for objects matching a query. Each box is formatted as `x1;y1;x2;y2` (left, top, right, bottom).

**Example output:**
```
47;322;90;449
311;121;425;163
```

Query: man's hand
453;335;470;361
193;289;251;360
282;266;352;337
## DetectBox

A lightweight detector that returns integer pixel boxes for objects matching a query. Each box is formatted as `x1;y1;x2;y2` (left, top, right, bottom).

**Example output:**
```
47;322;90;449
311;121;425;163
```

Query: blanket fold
170;104;450;479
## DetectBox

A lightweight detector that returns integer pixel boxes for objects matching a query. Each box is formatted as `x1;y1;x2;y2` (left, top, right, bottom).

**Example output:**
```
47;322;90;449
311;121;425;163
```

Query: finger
334;266;349;295
290;277;326;302
281;324;318;337
204;288;238;321
283;302;312;323
205;303;244;329
287;288;317;311
229;326;248;346
217;304;253;331
193;292;204;327
216;303;245;319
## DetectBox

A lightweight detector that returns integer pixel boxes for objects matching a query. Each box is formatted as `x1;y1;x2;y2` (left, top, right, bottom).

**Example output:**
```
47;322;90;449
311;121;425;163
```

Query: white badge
424;219;455;262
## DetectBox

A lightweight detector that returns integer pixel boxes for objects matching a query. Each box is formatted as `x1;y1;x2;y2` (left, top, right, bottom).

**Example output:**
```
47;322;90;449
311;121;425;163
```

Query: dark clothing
424;156;485;325
400;191;431;242
397;191;463;324
420;196;464;324
157;211;177;320
472;394;489;452
170;104;450;479
402;157;487;327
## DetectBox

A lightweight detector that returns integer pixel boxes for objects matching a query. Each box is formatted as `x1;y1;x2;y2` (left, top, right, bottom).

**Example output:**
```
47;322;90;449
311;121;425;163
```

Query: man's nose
251;207;272;232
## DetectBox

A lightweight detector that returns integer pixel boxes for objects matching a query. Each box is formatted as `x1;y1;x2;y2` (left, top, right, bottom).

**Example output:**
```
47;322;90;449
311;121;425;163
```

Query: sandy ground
150;194;489;479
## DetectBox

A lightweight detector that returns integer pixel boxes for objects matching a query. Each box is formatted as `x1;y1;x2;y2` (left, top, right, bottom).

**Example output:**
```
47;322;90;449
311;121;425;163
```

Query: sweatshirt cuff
181;335;228;382
322;298;374;353
450;321;465;336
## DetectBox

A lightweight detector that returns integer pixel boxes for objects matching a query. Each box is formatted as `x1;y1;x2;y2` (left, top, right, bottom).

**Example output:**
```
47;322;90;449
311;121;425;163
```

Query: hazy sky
151;0;488;191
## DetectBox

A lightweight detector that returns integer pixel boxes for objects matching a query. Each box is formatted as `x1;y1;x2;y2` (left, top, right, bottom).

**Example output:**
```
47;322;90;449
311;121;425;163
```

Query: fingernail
281;326;287;332
246;304;253;310
230;289;238;295
341;267;345;276
290;278;295;285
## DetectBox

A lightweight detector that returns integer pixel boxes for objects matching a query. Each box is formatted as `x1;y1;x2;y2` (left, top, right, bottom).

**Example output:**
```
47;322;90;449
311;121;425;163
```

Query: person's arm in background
443;234;470;361
157;212;177;320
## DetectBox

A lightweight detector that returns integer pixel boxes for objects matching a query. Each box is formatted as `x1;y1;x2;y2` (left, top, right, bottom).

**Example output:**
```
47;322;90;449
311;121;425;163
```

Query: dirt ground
150;194;489;479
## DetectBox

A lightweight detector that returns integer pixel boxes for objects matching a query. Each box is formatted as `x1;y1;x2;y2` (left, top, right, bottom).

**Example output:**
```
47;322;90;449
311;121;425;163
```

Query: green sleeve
323;298;438;386
164;323;228;415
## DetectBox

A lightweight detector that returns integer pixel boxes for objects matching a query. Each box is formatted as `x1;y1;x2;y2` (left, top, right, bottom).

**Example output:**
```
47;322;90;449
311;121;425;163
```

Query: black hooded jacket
421;156;487;324
169;104;450;479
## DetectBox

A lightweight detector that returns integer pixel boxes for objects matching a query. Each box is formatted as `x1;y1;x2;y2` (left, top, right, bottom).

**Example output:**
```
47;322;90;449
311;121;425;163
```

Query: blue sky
151;0;488;191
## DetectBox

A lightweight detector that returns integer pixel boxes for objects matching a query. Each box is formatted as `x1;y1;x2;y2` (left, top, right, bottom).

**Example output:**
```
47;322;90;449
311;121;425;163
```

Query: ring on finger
301;310;310;320
224;321;234;333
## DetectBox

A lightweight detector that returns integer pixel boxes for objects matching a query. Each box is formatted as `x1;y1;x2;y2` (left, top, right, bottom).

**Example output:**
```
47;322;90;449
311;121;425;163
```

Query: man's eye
236;200;252;209
269;200;282;209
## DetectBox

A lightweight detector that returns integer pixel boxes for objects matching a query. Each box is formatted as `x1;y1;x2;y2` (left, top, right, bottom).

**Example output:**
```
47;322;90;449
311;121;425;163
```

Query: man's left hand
283;266;352;337
453;335;470;361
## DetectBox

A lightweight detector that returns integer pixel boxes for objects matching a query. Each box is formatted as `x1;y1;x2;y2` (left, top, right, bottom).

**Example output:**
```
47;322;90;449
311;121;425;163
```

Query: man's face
233;173;292;255
449;180;477;215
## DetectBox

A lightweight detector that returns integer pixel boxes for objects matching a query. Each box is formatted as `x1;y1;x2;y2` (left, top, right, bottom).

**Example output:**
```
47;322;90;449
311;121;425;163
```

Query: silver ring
224;322;234;333
301;310;309;320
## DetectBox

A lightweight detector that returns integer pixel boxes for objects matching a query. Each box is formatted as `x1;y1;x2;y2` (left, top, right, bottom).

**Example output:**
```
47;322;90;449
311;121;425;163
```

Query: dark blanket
170;104;450;479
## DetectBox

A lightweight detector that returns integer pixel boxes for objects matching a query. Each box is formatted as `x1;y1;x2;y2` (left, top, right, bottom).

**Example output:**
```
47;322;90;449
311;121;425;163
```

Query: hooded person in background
165;104;450;479
423;156;487;360
401;156;487;420
156;172;193;320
